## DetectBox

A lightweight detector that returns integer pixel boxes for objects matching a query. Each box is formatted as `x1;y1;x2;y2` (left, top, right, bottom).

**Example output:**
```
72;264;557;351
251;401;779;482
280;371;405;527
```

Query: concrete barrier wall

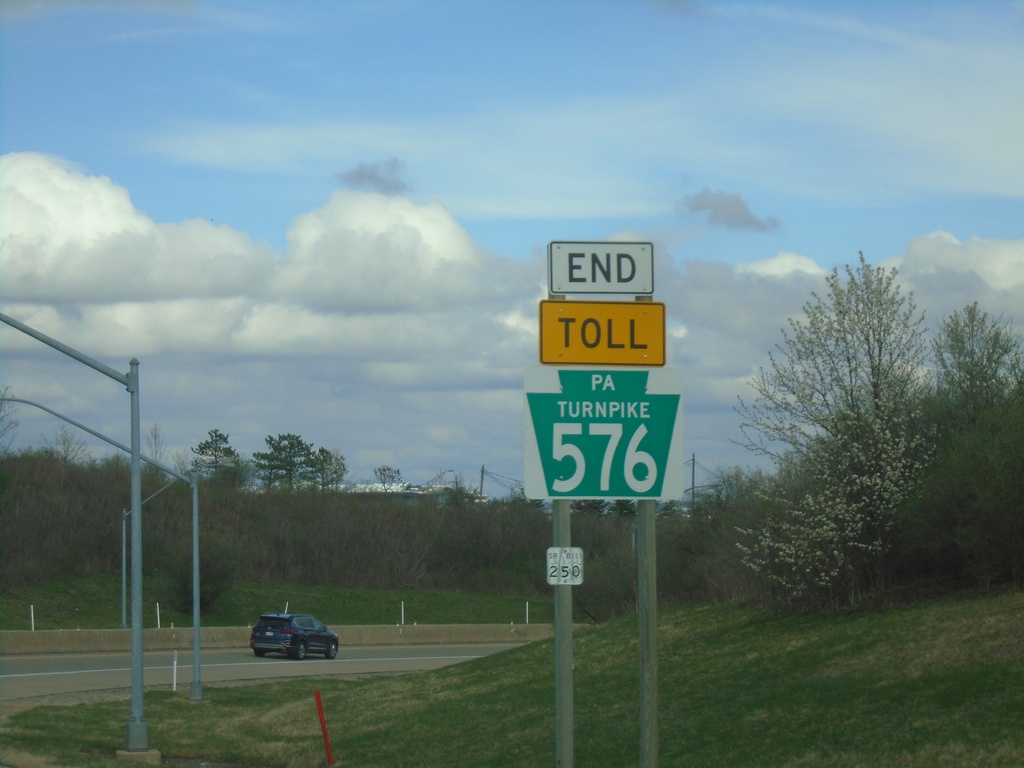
337;623;553;645
0;623;553;655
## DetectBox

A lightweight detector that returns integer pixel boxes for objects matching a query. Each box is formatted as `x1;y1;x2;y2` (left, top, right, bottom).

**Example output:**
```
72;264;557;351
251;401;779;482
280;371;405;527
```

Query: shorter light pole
189;473;203;701
2;395;205;704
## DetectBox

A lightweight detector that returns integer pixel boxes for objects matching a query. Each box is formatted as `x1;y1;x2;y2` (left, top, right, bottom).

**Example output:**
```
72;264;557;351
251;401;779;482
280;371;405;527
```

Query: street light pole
125;359;148;750
0;312;155;757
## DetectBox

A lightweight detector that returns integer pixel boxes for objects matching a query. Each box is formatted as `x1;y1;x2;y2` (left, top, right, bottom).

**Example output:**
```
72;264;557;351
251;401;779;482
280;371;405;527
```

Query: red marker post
314;690;334;766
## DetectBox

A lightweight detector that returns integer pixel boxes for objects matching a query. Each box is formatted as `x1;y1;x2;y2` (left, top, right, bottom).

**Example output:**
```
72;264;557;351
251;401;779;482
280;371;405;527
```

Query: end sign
549;241;653;295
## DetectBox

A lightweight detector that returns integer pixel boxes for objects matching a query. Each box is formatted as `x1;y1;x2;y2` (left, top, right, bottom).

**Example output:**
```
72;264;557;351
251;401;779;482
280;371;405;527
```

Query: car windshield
255;616;290;630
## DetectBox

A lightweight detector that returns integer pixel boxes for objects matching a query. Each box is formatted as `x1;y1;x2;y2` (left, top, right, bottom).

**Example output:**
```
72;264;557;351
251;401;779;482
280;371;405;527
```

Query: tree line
0;451;637;620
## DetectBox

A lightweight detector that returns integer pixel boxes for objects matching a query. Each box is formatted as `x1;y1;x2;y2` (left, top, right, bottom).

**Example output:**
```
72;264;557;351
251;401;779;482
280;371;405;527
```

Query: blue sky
1;0;1022;495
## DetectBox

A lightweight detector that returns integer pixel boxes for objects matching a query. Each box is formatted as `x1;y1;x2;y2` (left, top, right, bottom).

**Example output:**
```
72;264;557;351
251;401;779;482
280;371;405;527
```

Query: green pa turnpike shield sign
524;367;684;499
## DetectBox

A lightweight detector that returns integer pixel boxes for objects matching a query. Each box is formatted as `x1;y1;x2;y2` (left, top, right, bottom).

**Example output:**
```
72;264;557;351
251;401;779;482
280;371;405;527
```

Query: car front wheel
324;640;338;659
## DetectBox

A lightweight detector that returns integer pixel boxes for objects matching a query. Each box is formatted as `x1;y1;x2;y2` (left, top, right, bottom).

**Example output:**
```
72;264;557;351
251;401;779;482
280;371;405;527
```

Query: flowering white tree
738;255;930;608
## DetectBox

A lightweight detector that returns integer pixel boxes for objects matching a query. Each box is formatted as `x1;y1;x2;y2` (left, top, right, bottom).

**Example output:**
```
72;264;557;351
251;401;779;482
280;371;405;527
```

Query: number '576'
551;422;656;493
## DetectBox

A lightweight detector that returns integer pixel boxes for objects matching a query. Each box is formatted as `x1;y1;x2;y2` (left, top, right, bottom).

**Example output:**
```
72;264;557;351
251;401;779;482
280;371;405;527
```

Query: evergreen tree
309;447;348;492
253;433;314;491
191;428;242;484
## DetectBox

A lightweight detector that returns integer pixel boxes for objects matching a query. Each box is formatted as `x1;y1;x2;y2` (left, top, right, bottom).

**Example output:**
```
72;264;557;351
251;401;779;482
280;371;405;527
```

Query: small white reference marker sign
547;547;584;585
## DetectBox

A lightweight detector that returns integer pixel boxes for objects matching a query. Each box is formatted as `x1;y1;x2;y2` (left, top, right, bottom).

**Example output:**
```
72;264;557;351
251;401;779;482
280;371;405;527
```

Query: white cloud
667;258;826;347
736;252;826;279
900;231;1024;290
896;231;1024;323
0;152;275;303
0;152;538;356
275;190;524;312
0;152;148;245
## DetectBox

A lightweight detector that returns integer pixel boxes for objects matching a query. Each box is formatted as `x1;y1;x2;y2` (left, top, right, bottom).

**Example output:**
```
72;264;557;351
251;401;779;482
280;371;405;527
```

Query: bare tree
173;449;191;476
0;385;18;453
46;424;91;465
374;465;402;492
146;423;166;465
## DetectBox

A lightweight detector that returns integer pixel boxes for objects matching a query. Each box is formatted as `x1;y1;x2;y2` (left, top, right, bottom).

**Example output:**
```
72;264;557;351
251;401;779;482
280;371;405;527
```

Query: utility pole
691;453;696;503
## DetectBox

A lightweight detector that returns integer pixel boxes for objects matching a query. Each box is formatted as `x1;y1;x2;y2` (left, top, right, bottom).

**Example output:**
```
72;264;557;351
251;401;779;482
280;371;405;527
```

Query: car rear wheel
324;640;338;659
253;649;266;657
292;640;307;660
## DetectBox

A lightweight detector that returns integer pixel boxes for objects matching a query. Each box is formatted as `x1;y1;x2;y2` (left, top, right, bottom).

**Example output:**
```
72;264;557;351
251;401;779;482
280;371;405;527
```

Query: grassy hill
2;590;1022;767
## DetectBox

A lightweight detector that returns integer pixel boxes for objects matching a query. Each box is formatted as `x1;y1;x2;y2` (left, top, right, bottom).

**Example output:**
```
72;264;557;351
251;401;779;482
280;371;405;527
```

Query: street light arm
0;311;130;388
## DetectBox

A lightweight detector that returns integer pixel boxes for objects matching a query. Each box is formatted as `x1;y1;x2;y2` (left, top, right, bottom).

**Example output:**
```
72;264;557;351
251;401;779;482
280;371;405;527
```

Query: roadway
0;643;521;714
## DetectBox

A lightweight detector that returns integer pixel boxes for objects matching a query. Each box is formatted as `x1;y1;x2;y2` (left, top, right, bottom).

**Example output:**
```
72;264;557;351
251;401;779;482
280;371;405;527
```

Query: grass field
2;588;1022;767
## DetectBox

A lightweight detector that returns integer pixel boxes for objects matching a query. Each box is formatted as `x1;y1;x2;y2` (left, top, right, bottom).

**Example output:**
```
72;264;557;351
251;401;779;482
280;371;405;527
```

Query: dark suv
250;613;339;660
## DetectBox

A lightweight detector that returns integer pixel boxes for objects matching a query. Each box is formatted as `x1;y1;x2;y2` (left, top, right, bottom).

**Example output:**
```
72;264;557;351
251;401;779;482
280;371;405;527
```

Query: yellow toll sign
539;300;665;366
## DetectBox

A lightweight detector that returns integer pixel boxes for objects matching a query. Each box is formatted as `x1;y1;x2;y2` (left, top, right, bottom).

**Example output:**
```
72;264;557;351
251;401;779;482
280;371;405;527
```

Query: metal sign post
552;498;574;767
638;497;658;767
